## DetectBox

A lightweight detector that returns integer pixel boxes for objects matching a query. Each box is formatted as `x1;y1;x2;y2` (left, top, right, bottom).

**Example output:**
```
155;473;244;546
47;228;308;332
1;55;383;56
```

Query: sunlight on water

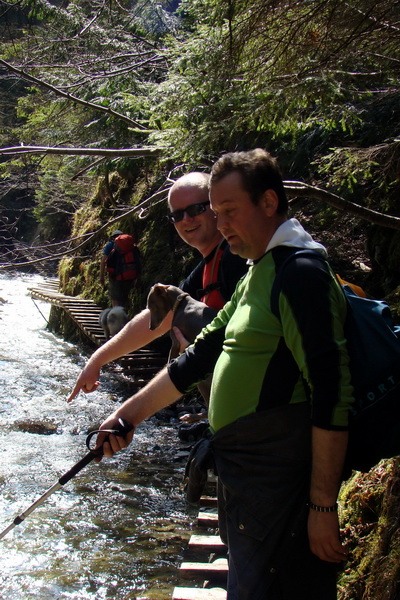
0;274;192;600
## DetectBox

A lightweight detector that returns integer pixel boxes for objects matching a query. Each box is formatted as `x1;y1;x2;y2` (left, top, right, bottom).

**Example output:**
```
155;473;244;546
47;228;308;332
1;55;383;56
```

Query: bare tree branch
0;145;162;157
285;181;400;230
0;58;150;131
0;183;171;270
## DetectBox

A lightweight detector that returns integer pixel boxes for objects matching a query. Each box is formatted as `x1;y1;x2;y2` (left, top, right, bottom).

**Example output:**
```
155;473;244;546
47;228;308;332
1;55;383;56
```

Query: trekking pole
0;418;133;540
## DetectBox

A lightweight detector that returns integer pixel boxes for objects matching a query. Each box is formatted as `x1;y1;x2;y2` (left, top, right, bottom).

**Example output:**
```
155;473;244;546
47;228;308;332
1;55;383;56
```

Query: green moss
385;286;400;323
339;459;400;599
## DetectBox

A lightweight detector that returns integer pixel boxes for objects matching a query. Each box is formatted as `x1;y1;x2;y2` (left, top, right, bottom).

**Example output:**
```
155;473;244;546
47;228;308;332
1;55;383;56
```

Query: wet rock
174;450;190;462
13;420;58;435
178;421;209;442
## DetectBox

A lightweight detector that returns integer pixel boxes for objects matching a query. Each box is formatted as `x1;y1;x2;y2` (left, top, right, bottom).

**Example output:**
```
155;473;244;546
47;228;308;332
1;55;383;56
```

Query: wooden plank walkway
29;279;166;388
173;493;228;600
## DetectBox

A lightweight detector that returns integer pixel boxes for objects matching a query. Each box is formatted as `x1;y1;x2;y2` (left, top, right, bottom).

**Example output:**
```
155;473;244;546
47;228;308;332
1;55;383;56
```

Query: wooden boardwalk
29;279;166;388
172;483;228;600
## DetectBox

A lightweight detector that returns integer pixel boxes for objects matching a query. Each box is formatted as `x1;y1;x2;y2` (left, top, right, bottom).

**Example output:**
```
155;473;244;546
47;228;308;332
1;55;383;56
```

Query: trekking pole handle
85;418;134;453
58;418;134;486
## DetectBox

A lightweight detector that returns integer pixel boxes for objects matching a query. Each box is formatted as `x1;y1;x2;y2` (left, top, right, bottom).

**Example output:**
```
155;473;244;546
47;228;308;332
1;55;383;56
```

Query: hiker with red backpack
100;230;141;308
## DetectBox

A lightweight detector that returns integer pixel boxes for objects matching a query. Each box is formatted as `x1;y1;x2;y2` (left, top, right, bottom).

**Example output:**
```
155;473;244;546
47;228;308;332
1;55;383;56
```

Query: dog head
146;284;178;330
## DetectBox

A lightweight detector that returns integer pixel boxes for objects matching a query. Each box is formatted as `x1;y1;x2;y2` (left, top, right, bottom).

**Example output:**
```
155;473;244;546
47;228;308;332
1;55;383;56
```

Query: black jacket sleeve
168;325;226;393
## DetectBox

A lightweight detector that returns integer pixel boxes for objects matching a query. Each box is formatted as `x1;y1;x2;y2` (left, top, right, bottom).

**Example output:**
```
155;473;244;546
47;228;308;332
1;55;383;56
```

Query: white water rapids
0;273;193;600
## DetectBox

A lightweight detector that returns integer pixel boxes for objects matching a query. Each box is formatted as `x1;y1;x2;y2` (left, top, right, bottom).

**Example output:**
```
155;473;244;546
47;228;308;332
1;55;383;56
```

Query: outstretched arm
94;366;181;459
67;308;173;402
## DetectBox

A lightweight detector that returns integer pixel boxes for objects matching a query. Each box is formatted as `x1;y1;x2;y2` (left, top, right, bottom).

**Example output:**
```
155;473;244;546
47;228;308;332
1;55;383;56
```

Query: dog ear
154;283;169;293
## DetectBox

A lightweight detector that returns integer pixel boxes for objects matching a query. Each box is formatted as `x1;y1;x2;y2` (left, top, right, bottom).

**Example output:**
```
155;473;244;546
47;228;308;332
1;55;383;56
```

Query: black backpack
271;249;400;473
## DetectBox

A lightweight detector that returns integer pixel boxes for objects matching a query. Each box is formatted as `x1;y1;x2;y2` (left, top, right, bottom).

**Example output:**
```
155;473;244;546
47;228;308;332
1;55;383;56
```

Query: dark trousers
223;500;338;600
212;404;338;600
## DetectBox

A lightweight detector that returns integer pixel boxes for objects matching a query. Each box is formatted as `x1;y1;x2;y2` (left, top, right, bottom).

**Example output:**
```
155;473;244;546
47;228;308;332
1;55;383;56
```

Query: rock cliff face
58;172;200;317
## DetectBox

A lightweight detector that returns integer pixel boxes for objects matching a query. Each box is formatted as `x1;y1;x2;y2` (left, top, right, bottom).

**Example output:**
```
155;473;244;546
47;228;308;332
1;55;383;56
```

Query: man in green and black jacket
91;149;355;600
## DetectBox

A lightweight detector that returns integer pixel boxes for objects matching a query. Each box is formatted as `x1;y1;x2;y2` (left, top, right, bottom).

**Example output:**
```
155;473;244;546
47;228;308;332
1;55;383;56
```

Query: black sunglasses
168;201;210;224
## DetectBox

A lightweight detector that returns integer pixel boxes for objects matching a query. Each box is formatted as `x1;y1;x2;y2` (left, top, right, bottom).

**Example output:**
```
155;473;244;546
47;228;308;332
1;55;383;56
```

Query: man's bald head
168;172;210;208
167;171;221;257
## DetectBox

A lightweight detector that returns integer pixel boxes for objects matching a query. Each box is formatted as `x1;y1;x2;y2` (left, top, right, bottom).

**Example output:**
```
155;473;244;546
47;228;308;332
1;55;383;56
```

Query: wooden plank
60;298;98;304
84;330;105;337
65;303;101;309
118;355;165;365
188;535;226;553
31;284;59;292
179;559;228;580
121;366;161;375
72;314;102;319
172;587;226;600
70;314;100;319
69;316;101;324
197;512;218;528
67;307;102;312
81;322;103;327
199;495;218;507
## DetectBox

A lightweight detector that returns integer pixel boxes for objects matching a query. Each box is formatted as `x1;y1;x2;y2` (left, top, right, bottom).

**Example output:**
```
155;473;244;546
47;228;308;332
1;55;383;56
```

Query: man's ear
260;189;279;216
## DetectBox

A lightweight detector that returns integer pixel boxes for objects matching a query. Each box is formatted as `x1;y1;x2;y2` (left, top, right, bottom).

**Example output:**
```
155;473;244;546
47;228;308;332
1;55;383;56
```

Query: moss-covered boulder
339;460;400;599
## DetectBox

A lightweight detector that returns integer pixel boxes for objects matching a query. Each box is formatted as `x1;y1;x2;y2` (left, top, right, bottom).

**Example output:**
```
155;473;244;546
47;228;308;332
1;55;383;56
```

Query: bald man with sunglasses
68;172;247;401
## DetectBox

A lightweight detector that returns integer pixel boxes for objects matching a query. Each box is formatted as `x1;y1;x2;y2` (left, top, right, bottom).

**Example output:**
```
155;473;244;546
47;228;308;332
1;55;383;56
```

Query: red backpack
106;234;141;281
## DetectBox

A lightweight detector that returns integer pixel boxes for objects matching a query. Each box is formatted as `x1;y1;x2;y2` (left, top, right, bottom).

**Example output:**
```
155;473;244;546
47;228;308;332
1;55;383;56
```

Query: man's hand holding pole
94;366;183;460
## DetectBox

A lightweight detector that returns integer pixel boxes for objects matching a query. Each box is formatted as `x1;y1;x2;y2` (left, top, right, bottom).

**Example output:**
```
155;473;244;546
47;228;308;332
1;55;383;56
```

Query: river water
0;273;194;600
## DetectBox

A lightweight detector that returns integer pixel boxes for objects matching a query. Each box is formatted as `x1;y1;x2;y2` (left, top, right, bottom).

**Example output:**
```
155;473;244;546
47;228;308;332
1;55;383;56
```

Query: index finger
67;380;100;403
66;384;81;403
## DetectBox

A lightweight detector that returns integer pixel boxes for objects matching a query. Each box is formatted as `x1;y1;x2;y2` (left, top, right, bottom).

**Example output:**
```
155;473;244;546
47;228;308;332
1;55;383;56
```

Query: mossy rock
338;459;400;599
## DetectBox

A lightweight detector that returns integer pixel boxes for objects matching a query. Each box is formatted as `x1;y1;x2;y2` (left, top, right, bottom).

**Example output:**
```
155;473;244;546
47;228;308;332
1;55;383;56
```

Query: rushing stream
0;273;194;600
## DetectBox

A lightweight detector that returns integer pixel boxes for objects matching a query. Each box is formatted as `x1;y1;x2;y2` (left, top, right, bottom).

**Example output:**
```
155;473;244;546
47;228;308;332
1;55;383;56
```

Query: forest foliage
1;0;399;241
1;0;399;303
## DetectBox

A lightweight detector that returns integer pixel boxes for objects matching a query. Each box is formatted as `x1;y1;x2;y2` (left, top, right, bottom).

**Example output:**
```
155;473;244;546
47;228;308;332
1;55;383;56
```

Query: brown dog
147;283;217;360
146;284;217;404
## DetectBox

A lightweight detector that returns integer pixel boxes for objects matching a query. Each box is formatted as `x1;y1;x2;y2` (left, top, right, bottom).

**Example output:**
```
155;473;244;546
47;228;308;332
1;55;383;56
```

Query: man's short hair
210;149;288;214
